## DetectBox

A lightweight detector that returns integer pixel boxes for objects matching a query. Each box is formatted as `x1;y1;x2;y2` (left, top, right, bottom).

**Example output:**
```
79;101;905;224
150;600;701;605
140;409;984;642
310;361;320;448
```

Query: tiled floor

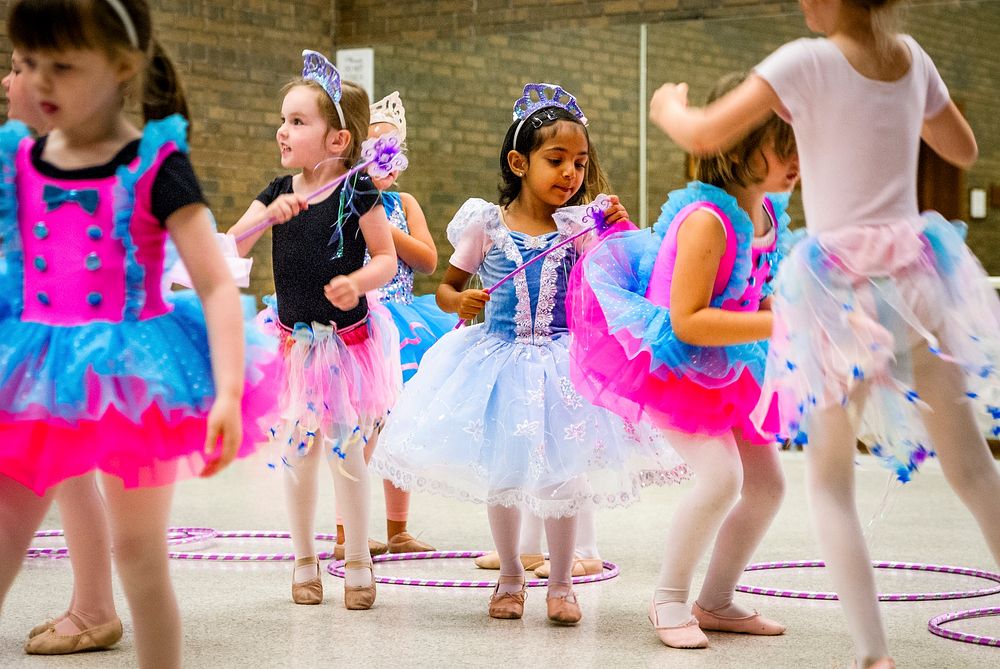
1;451;997;668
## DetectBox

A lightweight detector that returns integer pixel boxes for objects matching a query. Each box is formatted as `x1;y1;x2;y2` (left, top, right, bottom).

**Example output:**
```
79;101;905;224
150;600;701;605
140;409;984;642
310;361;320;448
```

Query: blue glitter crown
511;83;588;125
301;49;345;127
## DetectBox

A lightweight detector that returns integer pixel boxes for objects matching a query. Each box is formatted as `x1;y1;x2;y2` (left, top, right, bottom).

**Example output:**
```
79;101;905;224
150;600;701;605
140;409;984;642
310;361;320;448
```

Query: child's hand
325;275;361;310
603;195;630;225
649;82;689;130
266;193;310;224
201;393;243;478
457;289;490;320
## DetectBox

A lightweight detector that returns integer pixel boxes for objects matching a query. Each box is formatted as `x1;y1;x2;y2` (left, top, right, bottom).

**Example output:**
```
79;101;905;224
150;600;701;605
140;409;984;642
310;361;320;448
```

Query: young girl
650;1;1000;666
371;83;688;624
571;71;797;649
0;1;273;667
341;91;450;556
1;47;123;656
229;50;400;610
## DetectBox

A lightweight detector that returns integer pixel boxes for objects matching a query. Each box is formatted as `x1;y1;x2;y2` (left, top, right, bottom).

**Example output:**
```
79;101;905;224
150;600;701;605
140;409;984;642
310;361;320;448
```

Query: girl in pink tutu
0;1;274;667
570;72;797;649
650;1;1000;667
230;50;400;610
1;48;123;657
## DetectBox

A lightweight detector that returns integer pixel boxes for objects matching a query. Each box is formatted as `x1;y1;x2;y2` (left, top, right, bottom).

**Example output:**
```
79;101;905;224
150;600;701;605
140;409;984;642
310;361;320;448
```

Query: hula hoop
167;530;338;562
27;527;217;559
927;607;1000;647
735;560;1000;602
325;550;619;587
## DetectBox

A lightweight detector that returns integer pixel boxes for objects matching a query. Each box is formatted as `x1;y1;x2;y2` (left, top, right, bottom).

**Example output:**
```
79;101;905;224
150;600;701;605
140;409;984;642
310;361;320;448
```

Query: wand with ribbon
234;133;408;243
455;194;624;328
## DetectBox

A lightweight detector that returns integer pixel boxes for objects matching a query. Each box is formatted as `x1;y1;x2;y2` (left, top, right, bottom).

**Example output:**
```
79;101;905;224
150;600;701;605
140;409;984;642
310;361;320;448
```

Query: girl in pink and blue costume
372;83;688;625
651;1;1000;666
571;72;797;649
0;1;274;667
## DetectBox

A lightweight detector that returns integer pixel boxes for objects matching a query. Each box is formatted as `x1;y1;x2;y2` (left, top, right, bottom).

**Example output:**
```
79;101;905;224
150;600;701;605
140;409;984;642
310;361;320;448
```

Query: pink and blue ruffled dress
0;116;276;495
369;191;452;383
569;181;789;444
370;198;689;518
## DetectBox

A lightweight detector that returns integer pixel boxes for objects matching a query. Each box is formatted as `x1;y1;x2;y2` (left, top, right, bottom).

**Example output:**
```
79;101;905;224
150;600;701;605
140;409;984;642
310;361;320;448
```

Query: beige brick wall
0;0;335;299
1;0;996;299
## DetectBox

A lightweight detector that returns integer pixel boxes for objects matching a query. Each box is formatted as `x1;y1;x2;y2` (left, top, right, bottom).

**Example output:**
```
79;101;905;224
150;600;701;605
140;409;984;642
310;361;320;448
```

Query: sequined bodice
479;224;577;345
376;191;414;305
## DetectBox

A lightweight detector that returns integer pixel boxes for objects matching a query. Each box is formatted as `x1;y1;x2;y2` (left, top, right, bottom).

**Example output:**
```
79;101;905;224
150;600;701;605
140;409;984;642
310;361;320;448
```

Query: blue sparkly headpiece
301;49;346;128
511;83;588;148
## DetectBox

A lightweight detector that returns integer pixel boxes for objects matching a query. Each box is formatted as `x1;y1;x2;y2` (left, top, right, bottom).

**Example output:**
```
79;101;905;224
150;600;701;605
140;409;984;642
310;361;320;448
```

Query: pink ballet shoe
692;602;786;635
648;602;708;649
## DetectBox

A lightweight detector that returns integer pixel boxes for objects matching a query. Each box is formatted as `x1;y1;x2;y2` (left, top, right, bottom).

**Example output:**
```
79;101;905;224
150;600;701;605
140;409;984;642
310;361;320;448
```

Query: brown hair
8;0;190;124
695;72;795;188
281;78;370;167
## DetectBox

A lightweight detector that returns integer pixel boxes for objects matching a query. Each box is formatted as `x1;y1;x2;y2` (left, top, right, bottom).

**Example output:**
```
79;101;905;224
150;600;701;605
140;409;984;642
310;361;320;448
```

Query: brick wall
345;0;1000;292
1;0;996;298
0;0;335;299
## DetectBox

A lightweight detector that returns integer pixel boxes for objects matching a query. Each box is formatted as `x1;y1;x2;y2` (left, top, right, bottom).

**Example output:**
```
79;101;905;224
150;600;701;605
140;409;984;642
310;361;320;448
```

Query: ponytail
143;39;190;126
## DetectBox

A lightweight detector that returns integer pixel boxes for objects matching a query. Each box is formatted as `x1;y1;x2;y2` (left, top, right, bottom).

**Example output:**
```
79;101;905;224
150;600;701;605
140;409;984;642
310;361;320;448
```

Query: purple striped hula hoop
735;560;1000;602
167;530;338;562
27;527;218;559
325;550;619;587
927;607;1000;647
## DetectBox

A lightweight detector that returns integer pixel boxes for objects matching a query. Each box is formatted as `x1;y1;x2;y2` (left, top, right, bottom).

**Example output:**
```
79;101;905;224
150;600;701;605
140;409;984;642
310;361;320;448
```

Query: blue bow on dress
43;184;100;215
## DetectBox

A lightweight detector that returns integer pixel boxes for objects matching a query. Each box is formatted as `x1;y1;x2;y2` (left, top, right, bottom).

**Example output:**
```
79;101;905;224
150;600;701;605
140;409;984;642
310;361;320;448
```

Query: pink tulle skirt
569;275;777;444
258;297;401;464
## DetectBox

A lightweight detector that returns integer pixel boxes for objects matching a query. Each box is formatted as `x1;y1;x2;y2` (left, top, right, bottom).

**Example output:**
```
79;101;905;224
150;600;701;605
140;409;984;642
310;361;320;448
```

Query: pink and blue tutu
569;182;789;443
371;191;453;383
752;213;1000;481
257;295;401;466
0;117;277;495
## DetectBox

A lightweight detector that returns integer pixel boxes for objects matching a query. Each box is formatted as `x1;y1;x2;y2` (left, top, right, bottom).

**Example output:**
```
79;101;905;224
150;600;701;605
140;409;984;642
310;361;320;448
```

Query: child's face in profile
756;138;799;194
521;120;589;207
277;85;335;170
367;121;401;190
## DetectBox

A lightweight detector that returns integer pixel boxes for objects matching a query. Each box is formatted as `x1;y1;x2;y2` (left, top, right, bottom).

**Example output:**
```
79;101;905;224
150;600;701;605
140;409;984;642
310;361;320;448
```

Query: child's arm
922;101;978;169
228;193;310;257
167;203;245;477
392;192;437;274
325;205;397;310
669;211;773;346
436;264;489;320
649;78;781;156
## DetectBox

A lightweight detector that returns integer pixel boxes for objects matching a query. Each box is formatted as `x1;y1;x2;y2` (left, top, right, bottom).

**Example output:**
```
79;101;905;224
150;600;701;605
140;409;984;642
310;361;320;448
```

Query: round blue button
87;226;103;240
36;291;50;306
86;292;103;307
33;256;47;272
33;222;48;239
85;253;101;271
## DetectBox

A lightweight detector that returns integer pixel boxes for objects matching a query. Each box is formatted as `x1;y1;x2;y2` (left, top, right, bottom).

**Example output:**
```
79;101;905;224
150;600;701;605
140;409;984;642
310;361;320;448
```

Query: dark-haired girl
371;83;687;625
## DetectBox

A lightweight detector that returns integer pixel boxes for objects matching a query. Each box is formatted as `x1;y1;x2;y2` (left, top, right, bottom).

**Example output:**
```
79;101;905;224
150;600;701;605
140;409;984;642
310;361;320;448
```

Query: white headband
103;0;139;49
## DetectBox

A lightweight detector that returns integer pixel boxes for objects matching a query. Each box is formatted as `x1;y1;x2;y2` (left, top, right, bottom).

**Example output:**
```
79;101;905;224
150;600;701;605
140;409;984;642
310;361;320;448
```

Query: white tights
654;429;785;626
285;427;372;588
806;344;1000;668
518;503;599;559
